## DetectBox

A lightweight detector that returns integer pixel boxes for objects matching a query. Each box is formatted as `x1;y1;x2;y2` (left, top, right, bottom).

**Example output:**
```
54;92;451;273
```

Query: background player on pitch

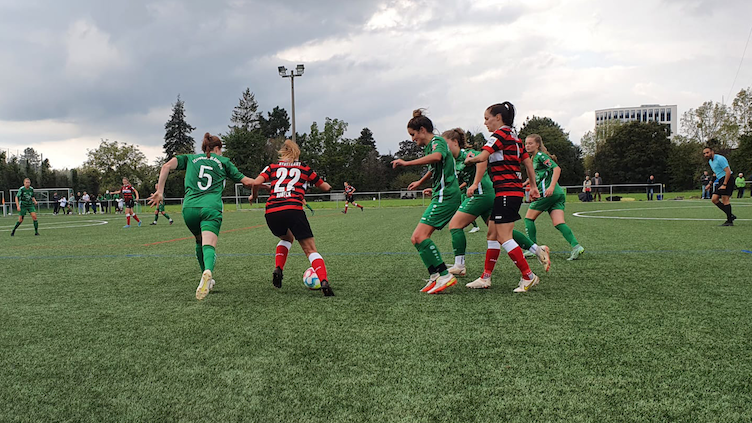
466;102;542;293
342;182;364;213
250;139;335;297
392;109;461;294
11;178;40;236
150;183;174;225
703;145;737;226
150;133;254;300
111;178;141;228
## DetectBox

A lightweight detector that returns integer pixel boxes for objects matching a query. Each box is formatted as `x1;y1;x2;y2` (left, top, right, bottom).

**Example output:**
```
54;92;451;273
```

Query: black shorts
491;196;522;223
713;182;734;197
265;209;314;240
124;199;135;208
346;194;355;203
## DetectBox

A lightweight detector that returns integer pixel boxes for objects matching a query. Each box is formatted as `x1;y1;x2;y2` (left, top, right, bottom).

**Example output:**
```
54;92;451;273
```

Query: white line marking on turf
0;219;109;232
573;204;751;221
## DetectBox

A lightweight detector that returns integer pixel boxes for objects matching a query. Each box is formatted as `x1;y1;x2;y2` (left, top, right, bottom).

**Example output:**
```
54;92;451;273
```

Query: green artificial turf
1;199;751;422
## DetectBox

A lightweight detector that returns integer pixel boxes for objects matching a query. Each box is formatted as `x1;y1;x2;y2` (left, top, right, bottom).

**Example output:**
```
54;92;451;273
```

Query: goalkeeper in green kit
11;178;40;236
149;133;255;300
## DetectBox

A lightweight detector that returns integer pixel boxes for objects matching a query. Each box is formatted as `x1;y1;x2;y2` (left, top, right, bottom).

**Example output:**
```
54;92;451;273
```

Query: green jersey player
523;134;584;260
11;178;39;236
392;109;461;294
149;132;254;300
150;183;173;225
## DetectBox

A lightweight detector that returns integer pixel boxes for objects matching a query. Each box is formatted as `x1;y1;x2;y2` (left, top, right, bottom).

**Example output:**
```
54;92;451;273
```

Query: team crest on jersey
432;142;437;151
543;159;551;166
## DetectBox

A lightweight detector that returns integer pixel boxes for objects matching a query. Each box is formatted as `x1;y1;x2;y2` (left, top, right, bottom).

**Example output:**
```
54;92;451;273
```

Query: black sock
724;204;733;220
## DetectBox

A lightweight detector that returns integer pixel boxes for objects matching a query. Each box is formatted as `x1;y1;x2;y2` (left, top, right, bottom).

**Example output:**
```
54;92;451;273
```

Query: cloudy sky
1;0;751;169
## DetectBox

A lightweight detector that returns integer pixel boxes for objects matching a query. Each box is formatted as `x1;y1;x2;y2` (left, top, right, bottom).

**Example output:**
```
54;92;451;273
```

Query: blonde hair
278;139;301;162
527;134;557;162
441;128;468;148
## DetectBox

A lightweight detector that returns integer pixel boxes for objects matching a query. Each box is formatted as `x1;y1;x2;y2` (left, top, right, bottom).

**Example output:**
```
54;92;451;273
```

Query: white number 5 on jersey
198;165;213;191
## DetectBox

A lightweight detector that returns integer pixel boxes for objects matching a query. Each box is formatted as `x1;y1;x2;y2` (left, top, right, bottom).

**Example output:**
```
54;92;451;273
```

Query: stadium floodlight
278;63;305;142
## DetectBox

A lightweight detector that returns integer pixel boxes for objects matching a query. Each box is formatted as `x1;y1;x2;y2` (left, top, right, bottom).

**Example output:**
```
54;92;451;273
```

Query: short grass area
2;199;751;422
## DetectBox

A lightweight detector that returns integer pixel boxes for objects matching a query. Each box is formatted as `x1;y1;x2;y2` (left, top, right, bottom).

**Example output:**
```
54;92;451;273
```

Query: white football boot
448;263;467;276
196;270;213;300
427;273;458;294
513;274;540;293
466;276;491;289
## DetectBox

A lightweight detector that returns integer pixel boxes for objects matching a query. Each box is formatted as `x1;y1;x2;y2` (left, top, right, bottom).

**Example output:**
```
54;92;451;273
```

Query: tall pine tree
163;95;196;158
229;88;261;131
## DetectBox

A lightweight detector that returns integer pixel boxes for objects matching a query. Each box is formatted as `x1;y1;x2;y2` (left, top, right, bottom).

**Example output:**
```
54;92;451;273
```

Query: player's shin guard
450;228;466;258
415;239;447;276
482;240;501;279
502;239;534;279
202;245;216;272
555;223;579;247
513;229;534;251
33;220;38;234
275;240;292;270
524;218;537;244
195;242;205;271
308;252;327;281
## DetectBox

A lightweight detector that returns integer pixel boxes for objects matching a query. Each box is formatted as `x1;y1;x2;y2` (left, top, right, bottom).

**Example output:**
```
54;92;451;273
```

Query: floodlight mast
277;64;305;142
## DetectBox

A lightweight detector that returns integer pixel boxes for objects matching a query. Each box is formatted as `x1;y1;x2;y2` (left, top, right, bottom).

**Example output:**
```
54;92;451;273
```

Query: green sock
415;239;447;276
13;221;22;232
472;220;479;228
306;203;313;212
33;220;39;234
196;243;205;271
163;213;171;220
202;245;216;272
524;218;537;244
154;213;159;222
555;223;579;247
450;228;466;257
513;229;534;251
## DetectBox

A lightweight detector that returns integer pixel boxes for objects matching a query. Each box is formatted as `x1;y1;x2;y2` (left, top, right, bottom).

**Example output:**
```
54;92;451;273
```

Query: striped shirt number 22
274;167;301;198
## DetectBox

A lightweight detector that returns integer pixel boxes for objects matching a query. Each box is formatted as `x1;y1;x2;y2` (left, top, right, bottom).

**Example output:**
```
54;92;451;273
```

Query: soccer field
2;200;751;422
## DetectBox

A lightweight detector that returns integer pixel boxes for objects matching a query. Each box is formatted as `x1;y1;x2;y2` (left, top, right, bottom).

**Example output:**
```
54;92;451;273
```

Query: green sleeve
176;155;188;171
226;160;247;183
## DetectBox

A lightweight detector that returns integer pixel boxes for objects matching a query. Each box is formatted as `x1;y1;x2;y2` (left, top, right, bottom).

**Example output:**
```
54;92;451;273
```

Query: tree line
3;86;751;199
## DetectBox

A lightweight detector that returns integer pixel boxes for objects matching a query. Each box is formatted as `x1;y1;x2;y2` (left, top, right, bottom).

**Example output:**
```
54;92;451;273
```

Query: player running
465;102;542;293
11;178;40;236
149;132;254;300
442;129;550;283
703;145;737;226
522;134;584;260
391;109;461;294
342;182;364;213
250;139;335;297
150;183;174;225
111;177;141;228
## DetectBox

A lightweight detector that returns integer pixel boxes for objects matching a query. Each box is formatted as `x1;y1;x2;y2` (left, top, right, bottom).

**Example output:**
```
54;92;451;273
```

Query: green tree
667;137;706;191
730;133;752;178
20;147;41;172
40;158;54;187
230;88;261;131
222;127;270;177
259;107;290;139
82;139;152;194
395;140;423;160
732;87;752;135
163;95;196;158
357;127;376;149
518;116;585;186
680;101;738;148
595;121;672;185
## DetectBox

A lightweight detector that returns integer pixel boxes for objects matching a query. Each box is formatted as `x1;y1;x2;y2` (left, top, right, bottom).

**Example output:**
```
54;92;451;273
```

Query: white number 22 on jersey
197;165;213;191
274;167;302;194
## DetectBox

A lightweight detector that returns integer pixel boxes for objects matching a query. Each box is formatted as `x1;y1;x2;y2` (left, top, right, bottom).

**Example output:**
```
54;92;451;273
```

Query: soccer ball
303;267;321;290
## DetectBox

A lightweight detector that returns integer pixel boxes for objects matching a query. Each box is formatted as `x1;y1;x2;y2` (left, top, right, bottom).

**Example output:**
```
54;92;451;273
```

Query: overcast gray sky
1;0;751;169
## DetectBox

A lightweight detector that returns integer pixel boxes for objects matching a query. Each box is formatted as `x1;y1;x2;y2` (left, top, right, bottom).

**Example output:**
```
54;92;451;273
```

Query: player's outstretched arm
392;152;442;169
407;171;432;191
465;150;489;164
149;157;178;207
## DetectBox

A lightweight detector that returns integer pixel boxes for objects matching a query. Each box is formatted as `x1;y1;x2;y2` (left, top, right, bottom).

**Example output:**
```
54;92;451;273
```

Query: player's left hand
529;188;541;201
147;192;162;208
248;193;255;202
544;187;554;197
391;159;407;168
422;188;432;196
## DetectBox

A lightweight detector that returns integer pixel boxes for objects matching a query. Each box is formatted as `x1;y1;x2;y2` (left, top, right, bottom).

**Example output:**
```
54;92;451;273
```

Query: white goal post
9;187;73;212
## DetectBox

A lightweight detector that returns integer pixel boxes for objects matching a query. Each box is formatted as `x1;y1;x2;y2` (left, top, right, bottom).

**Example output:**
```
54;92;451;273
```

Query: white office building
595;104;678;136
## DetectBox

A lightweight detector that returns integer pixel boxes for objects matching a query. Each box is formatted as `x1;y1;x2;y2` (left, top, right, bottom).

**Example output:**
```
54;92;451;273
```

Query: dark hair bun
412;109;424;118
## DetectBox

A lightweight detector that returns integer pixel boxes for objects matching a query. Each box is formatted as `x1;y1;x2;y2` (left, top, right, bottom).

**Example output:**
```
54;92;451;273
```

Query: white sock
529;244;539;254
454;255;465;266
487;240;501;250
501;239;519;253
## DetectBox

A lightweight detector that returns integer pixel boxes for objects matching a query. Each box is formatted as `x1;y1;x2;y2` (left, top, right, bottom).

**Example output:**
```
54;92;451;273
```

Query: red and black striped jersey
345;185;355;195
259;162;323;213
121;185;135;201
481;126;528;198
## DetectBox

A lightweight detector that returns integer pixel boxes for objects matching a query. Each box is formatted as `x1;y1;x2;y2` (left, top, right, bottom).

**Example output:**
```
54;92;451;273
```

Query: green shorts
529;192;566;213
420;196;461;230
182;207;222;237
156;203;166;213
19;205;36;216
458;192;493;223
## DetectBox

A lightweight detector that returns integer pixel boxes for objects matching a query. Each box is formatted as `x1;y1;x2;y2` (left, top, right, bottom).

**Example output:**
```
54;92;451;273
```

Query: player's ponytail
487;102;516;126
441;128;467;147
527;134;557;162
407;108;434;133
202;132;222;158
278;139;301;162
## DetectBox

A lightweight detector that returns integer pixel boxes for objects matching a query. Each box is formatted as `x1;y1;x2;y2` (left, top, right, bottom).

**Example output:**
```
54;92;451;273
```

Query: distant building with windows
595;104;678;137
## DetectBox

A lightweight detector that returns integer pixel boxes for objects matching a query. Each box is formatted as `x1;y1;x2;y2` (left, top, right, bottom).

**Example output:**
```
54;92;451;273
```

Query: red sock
310;253;328;281
508;246;534;279
127;215;131;225
482;244;501;279
344;204;348;213
275;242;290;269
133;214;140;222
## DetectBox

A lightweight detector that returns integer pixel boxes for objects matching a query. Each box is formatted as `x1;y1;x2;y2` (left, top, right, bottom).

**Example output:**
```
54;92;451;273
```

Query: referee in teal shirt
703;145;736;226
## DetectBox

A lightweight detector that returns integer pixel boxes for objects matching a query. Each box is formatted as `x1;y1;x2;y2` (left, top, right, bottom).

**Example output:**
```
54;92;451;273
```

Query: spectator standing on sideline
76;191;83;214
52;193;60;215
700;171;712;199
59;195;67;215
582;175;592;202
82;192;91;213
104;191;112;213
593;172;603;201
68;193;75;214
735;173;746;198
646;175;656;201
